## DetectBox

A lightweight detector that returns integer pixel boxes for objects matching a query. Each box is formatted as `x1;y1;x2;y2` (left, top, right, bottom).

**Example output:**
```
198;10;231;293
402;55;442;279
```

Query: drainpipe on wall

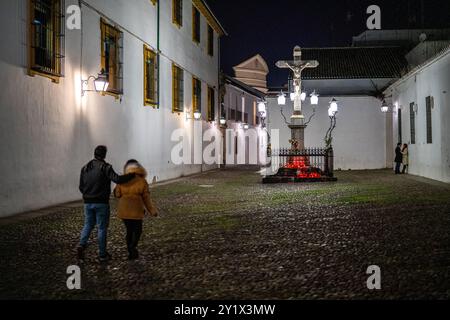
157;0;160;109
218;35;221;169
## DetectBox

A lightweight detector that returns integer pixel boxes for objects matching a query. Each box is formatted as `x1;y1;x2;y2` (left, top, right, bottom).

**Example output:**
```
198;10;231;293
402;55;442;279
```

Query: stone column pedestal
289;113;307;149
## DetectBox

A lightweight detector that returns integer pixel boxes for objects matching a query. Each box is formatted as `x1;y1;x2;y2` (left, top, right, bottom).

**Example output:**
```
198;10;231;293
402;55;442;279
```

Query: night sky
206;0;450;87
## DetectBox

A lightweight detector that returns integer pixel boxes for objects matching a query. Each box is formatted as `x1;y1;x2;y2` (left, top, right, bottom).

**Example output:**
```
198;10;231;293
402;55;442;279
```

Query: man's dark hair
94;145;108;160
397;143;402;146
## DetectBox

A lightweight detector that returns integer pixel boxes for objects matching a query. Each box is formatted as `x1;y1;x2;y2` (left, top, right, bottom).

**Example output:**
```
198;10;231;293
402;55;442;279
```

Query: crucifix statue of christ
276;46;319;150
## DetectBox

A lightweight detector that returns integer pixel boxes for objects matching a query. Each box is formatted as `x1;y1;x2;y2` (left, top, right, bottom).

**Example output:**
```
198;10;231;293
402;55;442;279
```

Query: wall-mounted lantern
186;110;202;121
381;100;389;113
81;69;109;96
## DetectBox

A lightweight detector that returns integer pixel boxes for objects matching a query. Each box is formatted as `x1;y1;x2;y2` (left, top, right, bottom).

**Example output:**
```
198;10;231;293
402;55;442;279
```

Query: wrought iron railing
270;147;335;178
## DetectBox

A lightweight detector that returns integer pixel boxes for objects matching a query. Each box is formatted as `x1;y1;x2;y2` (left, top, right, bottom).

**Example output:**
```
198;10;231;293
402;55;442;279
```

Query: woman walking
114;160;158;260
401;144;409;174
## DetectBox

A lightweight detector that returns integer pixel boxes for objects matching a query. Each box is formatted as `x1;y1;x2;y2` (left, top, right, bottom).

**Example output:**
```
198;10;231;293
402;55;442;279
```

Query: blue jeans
395;162;402;174
79;203;110;257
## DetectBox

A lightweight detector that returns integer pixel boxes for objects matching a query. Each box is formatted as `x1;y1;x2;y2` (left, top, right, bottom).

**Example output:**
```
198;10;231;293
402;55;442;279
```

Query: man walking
394;143;403;174
78;146;135;262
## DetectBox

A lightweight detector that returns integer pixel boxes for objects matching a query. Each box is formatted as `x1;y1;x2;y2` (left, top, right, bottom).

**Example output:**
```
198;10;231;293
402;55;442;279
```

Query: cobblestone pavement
1;169;450;299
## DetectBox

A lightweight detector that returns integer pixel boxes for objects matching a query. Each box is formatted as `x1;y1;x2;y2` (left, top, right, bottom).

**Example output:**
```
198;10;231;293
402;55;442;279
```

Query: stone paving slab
0;169;450;299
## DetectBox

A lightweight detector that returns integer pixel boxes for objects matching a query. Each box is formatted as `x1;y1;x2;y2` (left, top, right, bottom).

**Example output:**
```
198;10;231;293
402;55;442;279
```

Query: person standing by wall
78;146;136;262
401;144;409;174
394;143;403;174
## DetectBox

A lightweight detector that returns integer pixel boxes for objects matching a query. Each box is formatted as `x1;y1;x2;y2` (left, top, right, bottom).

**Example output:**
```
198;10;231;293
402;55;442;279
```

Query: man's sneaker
98;252;112;263
77;245;86;261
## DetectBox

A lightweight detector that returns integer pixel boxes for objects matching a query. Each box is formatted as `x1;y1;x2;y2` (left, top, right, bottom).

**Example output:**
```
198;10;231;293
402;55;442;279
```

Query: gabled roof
299;47;408;80
233;54;269;73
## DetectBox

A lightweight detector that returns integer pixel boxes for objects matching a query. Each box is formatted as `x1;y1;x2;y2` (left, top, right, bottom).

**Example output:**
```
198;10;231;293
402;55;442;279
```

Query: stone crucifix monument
276;46;319;150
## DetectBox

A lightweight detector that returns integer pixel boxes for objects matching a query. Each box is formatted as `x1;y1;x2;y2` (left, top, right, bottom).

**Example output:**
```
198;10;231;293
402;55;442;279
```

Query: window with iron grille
426;96;433;144
192;77;202;114
101;19;123;95
409;103;415;144
29;0;65;81
192;6;200;43
143;45;158;107
207;25;214;56
172;64;184;112
207;86;215;122
398;108;402;143
173;0;183;27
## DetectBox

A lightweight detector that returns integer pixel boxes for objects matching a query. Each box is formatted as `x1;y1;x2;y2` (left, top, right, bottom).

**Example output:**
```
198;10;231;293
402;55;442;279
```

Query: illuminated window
100;19;123;95
173;0;183;27
207;86;215;121
192;6;200;43
143;45;158;106
193;77;202;114
29;0;65;82
207;25;214;56
172;64;184;112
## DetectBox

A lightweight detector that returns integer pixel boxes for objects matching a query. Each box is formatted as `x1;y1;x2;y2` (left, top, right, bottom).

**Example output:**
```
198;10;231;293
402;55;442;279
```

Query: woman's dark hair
124;159;139;172
402;144;408;151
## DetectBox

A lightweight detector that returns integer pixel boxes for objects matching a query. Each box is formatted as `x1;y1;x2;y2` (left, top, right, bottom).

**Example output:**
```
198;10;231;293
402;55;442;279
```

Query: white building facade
385;46;450;183
220;75;267;166
0;0;226;217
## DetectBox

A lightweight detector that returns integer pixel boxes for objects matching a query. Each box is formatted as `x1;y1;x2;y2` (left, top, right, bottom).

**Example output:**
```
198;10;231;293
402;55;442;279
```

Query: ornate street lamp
277;91;286;106
310;90;319;105
258;101;266;114
328;98;338;117
300;91;307;101
257;101;267;128
325;98;338;148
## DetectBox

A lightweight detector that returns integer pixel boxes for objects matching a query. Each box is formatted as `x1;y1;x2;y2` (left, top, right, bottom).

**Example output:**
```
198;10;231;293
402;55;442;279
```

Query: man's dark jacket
395;146;403;163
79;159;134;204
